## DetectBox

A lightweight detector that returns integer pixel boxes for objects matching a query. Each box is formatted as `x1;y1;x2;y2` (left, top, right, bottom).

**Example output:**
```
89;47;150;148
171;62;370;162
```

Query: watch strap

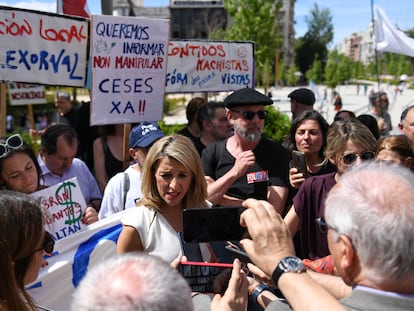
250;284;267;303
272;256;305;288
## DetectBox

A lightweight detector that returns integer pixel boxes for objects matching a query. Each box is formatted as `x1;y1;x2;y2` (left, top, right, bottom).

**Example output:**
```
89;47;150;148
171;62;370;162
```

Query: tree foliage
263;105;291;143
223;0;283;88
295;4;333;78
305;56;324;83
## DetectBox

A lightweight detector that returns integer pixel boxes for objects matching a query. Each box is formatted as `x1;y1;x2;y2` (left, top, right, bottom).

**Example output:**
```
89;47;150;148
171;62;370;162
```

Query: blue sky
1;0;413;46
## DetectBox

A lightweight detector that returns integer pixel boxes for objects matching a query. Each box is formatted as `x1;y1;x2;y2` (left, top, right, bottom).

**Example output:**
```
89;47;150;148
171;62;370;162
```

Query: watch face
281;256;304;272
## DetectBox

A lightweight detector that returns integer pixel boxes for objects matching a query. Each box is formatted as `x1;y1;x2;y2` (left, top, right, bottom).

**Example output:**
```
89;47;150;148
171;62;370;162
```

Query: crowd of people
1;86;414;311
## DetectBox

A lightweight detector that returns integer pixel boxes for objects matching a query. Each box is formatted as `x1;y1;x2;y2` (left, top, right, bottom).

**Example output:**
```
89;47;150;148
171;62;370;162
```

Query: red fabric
303;255;335;275
62;0;90;18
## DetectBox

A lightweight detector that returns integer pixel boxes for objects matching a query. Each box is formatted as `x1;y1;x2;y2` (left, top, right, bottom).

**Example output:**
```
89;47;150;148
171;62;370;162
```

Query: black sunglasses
231;109;268;120
315;217;337;234
0;134;24;158
341;151;375;165
33;231;55;254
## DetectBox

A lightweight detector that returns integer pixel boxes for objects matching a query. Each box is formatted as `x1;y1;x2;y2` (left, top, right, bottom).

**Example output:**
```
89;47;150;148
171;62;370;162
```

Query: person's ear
128;148;136;158
398;123;404;132
403;157;413;169
202;119;213;132
226;110;234;124
337;235;359;284
41;146;47;156
328;154;337;166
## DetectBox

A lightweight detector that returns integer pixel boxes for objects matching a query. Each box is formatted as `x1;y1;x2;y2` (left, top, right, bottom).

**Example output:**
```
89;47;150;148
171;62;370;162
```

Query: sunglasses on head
231;109;268;120
0;134;24;158
33;231;55;254
341;151;375;165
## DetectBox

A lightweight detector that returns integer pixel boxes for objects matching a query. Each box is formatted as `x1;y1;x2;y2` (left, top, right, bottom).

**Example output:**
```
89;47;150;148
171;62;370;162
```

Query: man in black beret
287;88;315;120
201;88;289;214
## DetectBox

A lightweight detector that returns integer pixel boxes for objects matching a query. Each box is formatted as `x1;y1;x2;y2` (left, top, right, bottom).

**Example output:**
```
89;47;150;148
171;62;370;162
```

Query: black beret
287;88;315;106
224;88;273;108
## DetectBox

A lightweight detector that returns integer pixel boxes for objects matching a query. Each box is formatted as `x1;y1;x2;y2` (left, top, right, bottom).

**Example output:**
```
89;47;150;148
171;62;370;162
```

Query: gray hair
56;91;71;100
325;161;414;283
71;253;193;311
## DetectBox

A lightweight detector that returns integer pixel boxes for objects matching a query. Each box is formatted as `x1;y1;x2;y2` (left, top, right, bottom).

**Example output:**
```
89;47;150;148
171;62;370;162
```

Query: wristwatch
272;256;305;288
250;284;268;303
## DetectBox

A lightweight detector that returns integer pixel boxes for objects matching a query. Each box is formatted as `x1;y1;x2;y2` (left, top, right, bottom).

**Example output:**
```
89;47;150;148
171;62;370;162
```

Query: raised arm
240;199;346;311
205;150;255;206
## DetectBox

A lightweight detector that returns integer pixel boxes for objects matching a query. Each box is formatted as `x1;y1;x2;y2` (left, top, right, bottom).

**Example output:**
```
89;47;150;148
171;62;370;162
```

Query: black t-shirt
202;137;289;201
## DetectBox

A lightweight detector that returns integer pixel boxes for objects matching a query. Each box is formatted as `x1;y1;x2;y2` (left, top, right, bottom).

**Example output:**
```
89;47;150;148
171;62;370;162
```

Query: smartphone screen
182;207;247;243
177;261;233;294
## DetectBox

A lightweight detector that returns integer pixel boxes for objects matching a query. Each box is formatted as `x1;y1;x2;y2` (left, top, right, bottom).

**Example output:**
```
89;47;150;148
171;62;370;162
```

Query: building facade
341;24;375;65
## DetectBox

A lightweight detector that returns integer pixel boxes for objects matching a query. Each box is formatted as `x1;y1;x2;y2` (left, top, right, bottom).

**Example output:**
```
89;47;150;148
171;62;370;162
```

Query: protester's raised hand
210;259;248;311
240;198;295;276
231;150;256;178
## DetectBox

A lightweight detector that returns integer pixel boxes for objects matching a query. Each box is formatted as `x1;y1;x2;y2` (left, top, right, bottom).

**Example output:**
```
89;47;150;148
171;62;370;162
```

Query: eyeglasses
33;231;55;254
0;134;24;158
231;110;268;120
315;218;355;249
315;217;337;234
341;151;375;165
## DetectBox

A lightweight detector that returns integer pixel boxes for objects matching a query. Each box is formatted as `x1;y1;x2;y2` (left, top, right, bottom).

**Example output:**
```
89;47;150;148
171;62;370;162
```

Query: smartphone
177;261;233;294
225;243;252;263
182;207;247;243
292;150;308;178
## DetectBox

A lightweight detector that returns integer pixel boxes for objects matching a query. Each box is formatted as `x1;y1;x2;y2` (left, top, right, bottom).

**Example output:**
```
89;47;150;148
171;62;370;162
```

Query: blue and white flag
27;209;132;311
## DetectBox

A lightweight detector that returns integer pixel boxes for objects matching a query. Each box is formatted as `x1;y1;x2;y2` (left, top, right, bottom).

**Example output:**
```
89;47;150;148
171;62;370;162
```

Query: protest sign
27;209;129;311
30;177;88;241
90;15;169;126
165;40;254;93
7;82;46;105
0;6;89;87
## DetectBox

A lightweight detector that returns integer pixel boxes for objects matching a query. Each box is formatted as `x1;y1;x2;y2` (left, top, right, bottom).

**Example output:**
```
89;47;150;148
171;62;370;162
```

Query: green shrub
158;120;186;135
263;106;291;142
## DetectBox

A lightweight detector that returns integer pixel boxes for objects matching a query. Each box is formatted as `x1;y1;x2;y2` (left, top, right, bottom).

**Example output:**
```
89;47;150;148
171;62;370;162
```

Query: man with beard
202;88;289;214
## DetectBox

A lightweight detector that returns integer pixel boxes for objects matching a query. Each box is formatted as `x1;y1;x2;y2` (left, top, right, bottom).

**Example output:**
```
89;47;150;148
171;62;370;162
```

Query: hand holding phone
292;150;308;178
177;261;233;294
225;242;251;263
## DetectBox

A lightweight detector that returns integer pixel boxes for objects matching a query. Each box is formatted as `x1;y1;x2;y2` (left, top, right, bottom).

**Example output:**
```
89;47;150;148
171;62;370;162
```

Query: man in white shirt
99;122;165;219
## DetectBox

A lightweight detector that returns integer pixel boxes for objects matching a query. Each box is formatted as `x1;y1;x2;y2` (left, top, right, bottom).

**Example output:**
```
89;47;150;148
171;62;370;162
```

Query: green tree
223;0;283;88
287;65;299;86
295;3;333;78
324;50;340;89
305;56;324;83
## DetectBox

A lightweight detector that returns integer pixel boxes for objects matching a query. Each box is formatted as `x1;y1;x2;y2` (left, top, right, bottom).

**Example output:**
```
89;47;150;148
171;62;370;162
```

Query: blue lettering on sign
110;101;136;114
1;49;82;80
98;78;153;93
221;73;250;86
72;224;122;287
166;69;188;86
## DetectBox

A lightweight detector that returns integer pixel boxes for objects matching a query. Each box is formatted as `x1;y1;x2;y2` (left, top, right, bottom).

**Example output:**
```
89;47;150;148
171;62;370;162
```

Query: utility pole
101;0;113;15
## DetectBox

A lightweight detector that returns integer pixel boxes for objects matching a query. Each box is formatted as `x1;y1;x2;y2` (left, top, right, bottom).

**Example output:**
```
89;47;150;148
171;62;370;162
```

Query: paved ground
164;84;414;136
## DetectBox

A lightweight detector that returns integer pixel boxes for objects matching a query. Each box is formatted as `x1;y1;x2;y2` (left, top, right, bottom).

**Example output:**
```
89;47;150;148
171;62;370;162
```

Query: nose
354;155;363;165
169;177;179;190
251;113;261;122
303;131;310;139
